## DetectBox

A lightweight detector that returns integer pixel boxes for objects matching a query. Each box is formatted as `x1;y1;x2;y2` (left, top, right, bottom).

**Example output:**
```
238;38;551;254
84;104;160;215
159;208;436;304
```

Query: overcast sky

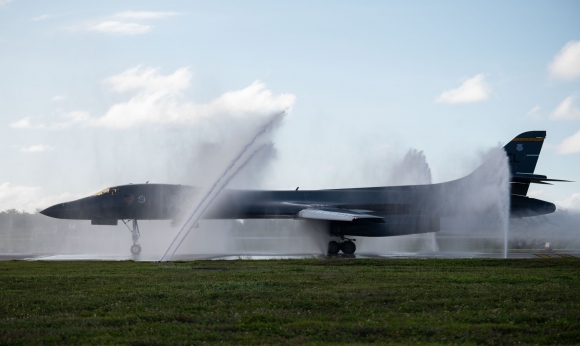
0;0;579;212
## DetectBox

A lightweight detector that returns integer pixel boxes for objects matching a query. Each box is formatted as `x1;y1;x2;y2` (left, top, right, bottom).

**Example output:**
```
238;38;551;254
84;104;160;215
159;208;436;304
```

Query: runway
1;251;578;261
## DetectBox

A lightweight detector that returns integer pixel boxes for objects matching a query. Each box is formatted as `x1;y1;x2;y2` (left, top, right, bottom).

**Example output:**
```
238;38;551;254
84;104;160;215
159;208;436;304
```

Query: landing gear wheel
130;244;142;255
341;241;356;255
328;241;340;255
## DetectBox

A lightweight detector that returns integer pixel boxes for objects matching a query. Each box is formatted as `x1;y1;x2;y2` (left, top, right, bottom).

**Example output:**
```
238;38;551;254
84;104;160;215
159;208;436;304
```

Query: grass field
1;258;579;345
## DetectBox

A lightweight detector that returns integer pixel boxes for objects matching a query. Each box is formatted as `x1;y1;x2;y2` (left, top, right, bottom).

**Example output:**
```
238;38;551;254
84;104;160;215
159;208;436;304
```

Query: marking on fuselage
125;194;135;204
138;195;146;203
512;138;544;142
507;153;520;163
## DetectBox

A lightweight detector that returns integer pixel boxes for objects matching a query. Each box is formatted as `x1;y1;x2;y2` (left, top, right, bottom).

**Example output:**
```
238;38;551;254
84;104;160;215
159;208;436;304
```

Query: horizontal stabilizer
297;208;384;223
512;173;572;185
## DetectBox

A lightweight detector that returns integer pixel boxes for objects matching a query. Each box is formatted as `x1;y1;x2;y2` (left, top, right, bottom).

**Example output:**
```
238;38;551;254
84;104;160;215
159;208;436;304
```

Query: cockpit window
93;187;121;196
92;188;110;196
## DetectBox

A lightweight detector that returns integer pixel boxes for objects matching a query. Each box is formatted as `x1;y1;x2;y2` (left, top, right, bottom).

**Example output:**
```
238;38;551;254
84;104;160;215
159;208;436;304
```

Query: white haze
510;210;580;250
437;147;511;256
356;147;511;255
179;145;511;258
0;67;571;257
3;135;580;257
1;67;300;257
161;113;286;260
356;149;436;253
387;149;432;186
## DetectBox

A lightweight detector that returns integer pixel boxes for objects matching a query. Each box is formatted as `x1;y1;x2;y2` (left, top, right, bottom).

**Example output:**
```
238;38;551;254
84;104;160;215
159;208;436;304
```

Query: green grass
1;258;579;345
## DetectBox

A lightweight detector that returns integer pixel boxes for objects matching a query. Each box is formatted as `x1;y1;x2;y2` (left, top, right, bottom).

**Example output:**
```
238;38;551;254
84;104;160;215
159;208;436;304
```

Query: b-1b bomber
41;131;567;255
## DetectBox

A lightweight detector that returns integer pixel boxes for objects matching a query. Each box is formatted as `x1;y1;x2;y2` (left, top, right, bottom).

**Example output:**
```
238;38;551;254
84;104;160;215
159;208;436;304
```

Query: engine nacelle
330;214;440;237
510;195;556;218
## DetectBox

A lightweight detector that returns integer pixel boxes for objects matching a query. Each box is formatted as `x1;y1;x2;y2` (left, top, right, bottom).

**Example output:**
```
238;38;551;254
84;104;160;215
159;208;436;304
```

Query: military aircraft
41;131;568;255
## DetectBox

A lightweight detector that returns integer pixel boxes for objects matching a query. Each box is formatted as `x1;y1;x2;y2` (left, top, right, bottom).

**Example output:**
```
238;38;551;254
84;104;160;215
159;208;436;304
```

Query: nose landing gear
130;243;142;255
123;219;141;255
327;237;356;255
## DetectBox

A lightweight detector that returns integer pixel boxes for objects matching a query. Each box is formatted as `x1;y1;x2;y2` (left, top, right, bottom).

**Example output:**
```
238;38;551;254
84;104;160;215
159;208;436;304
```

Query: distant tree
1;209;24;216
0;209;34;229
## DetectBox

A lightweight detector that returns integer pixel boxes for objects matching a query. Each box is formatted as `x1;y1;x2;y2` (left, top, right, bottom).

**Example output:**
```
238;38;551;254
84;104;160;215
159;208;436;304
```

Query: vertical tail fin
503;131;546;196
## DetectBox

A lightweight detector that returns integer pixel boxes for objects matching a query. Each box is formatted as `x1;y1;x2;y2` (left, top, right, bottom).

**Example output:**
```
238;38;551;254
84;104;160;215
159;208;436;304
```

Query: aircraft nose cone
40;204;65;218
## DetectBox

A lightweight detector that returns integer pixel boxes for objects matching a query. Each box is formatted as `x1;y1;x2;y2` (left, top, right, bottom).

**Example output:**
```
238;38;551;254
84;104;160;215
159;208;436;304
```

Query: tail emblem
516;144;523;151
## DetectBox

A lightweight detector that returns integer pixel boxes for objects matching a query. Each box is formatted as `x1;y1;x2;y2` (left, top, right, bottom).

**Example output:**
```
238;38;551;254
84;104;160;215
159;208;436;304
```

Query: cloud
81;11;179;35
60;110;90;123
93;66;295;129
0;182;83;213
10;117;31;129
41;110;91;130
32;14;54;21
549;41;580;81
10;112;83;130
549;95;580;121
24;66;295;130
19;145;55;153
526;105;541;120
557;130;580;154
556;193;580;211
104;65;190;93
0;0;12;8
89;21;151;35
435;74;491;104
52;94;66;101
112;11;179;20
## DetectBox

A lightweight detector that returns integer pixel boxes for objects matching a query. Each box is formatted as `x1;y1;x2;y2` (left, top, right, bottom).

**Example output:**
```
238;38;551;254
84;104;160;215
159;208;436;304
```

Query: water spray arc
159;112;285;261
161;144;271;261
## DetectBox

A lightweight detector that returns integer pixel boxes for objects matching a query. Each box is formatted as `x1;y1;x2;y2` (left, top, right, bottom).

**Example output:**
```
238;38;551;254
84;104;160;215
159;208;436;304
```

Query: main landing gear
328;237;356;255
123;219;141;255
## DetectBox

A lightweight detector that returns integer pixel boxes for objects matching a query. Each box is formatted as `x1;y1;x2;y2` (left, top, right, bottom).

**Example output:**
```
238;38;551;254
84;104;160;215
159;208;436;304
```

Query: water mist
159;112;285;261
435;147;511;257
357;149;436;254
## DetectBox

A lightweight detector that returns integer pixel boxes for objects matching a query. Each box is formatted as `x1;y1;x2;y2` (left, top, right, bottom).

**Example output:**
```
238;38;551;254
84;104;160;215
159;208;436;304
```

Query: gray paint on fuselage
39;130;561;239
41;175;554;223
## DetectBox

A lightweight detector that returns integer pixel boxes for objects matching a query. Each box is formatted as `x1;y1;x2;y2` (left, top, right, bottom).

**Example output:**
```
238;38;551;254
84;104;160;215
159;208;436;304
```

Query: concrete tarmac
0;251;578;261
